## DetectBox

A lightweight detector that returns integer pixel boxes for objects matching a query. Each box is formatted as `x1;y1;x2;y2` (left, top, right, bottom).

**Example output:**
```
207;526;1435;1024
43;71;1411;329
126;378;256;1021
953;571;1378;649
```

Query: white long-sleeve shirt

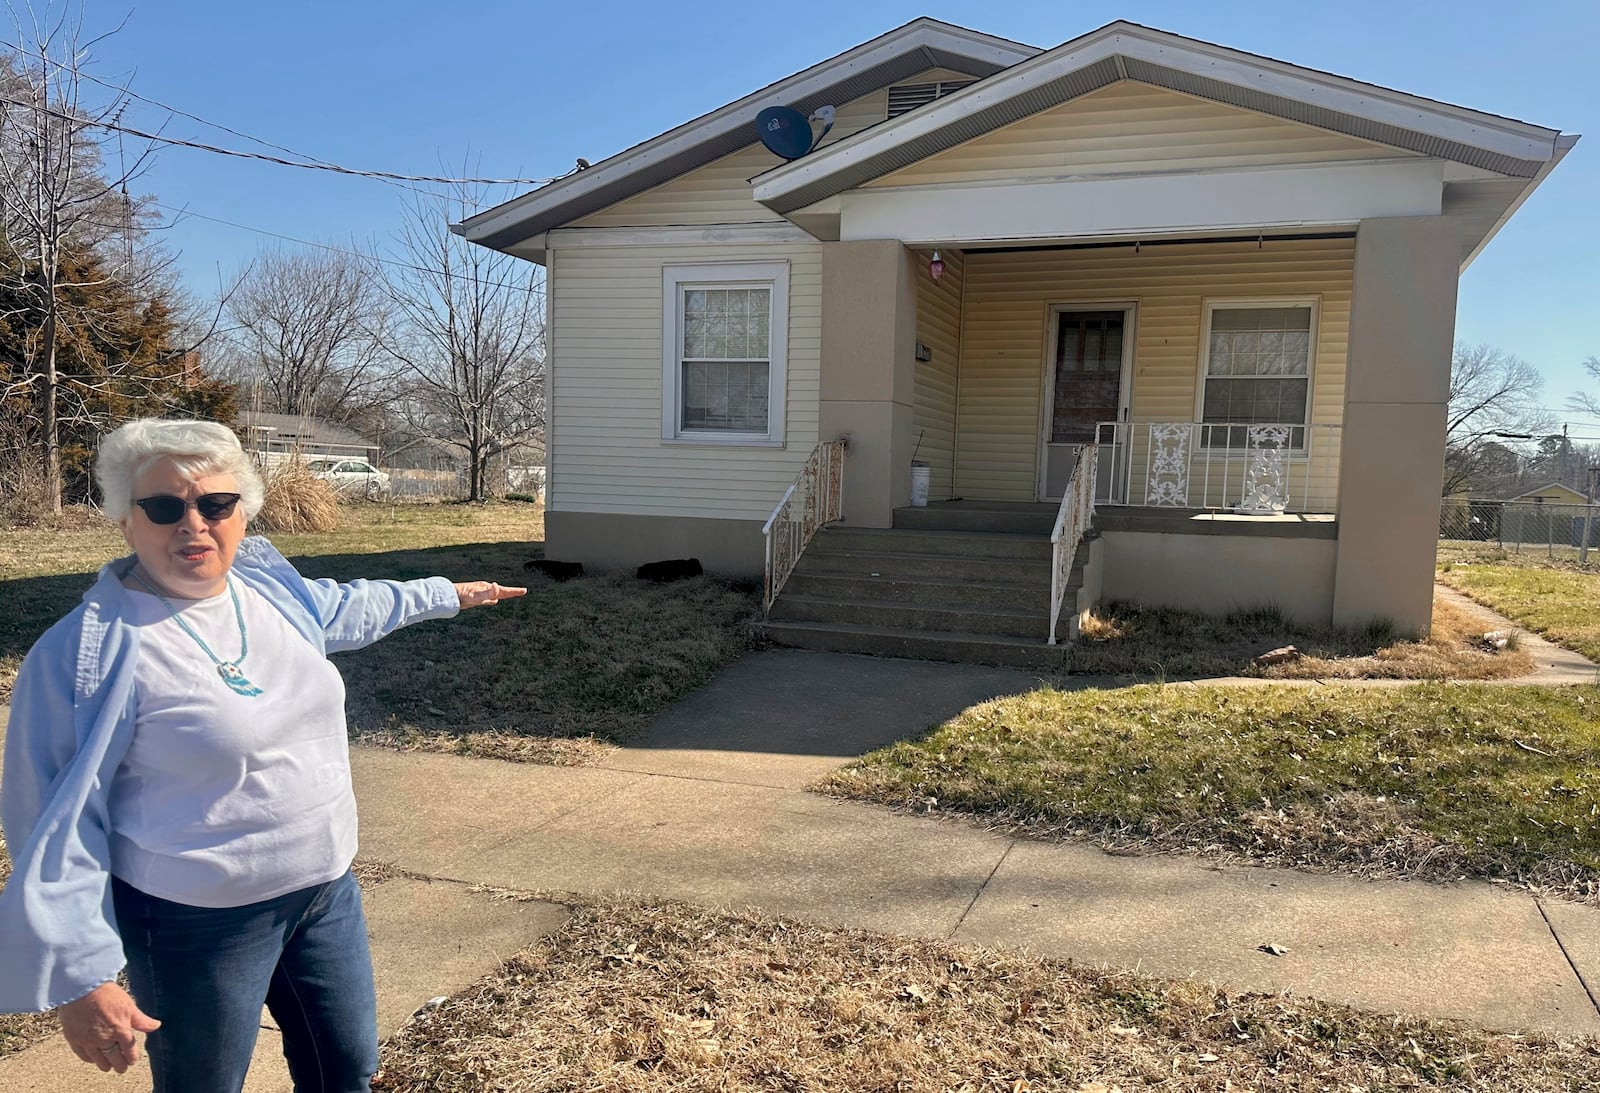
111;583;355;907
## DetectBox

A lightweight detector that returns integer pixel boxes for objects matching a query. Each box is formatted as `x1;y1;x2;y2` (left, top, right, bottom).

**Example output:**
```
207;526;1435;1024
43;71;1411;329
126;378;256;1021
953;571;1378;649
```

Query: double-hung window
1198;300;1316;449
662;262;788;445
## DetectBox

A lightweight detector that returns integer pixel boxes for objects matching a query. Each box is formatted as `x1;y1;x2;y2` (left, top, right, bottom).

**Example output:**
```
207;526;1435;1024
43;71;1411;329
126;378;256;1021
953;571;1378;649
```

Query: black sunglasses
133;492;242;525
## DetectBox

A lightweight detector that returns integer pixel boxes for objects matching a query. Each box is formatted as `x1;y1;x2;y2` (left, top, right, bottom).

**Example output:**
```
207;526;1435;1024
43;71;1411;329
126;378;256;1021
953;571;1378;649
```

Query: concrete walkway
345;648;1600;1041
1434;582;1599;685
4;594;1599;1087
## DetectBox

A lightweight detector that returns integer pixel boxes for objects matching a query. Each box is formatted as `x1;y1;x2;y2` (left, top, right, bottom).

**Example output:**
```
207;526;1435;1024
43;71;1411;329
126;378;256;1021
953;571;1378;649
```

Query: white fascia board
458;21;1038;245
754;23;1560;207
1459;133;1580;272
837;159;1443;245
1109;30;1558;160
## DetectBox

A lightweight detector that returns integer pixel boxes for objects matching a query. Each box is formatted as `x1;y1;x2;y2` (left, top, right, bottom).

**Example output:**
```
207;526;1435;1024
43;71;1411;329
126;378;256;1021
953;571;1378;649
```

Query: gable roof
1505;482;1593;504
455;19;1038;251
459;19;1575;267
237;412;377;451
752;21;1572;219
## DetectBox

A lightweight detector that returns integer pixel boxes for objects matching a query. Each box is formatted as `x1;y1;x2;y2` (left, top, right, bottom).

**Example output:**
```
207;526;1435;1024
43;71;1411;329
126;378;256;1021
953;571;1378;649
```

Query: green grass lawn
823;683;1600;896
1437;549;1600;664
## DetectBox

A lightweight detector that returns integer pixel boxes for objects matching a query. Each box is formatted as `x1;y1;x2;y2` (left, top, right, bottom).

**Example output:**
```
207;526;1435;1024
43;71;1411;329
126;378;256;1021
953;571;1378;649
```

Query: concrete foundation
1101;527;1337;625
544;509;765;577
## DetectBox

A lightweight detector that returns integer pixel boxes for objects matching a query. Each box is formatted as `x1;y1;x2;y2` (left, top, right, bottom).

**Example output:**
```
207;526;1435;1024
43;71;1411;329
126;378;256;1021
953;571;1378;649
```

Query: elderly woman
0;418;525;1091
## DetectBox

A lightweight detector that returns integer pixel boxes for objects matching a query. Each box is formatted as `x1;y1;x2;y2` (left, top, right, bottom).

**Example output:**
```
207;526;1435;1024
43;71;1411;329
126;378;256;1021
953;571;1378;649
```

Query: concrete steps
760;502;1097;667
760;619;1072;671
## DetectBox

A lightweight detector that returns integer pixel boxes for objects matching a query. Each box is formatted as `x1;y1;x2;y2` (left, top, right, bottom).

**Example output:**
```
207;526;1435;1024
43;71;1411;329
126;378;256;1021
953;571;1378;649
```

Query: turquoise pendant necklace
130;569;264;697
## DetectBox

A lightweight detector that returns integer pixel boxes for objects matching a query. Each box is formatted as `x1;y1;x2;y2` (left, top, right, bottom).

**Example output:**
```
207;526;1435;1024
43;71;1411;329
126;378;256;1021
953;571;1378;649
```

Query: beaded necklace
129;568;264;697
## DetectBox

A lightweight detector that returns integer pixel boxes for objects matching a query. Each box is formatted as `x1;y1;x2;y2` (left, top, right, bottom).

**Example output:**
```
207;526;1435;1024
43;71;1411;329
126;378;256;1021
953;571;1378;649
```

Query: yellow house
1508;483;1592;506
457;19;1575;663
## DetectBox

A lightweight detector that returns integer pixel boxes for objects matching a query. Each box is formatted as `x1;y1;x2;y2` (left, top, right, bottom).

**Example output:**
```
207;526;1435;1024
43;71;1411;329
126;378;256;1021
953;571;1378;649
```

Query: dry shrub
255;460;341;533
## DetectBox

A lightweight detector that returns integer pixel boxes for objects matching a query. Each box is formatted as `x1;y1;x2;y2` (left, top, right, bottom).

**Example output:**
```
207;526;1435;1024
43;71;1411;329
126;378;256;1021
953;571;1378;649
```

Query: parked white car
307;458;391;499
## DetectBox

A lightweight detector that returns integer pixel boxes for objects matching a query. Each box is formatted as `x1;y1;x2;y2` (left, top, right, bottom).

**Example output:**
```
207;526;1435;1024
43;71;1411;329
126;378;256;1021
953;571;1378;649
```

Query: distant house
1505;482;1591;506
237;412;380;465
455;17;1575;645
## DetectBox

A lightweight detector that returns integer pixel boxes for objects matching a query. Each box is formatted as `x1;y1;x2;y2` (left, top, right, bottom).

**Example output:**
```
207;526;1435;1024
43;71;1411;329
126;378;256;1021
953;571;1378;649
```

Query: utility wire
0;93;567;186
0;38;447;201
0;36;348;171
150;200;545;295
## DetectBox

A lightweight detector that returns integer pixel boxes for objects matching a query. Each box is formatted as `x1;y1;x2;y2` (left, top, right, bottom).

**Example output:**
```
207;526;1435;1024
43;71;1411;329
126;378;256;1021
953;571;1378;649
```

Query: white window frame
1194;296;1319;451
661;261;789;447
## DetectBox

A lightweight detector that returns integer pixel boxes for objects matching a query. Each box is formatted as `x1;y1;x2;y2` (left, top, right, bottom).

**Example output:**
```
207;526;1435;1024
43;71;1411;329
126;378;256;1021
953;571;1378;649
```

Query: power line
1;36;347;171
0;37;445;202
0;92;567;186
150;200;545;295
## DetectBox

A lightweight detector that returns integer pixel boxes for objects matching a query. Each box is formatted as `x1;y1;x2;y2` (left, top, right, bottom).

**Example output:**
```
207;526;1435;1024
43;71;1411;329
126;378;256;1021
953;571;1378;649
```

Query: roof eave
1459;133;1579;273
457;19;1040;251
753;23;1566;215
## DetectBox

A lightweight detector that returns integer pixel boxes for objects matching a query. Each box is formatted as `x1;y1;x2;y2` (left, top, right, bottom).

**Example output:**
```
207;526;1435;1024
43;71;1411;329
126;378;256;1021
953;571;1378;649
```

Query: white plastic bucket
909;462;930;507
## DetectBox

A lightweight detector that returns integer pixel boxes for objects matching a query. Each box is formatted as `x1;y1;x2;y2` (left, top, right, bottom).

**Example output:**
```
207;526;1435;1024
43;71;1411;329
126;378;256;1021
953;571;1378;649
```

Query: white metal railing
1048;444;1097;645
762;439;847;614
1093;421;1343;514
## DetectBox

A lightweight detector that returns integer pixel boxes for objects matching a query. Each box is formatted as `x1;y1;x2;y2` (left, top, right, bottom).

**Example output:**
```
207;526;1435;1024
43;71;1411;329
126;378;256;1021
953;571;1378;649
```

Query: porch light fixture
928;250;944;283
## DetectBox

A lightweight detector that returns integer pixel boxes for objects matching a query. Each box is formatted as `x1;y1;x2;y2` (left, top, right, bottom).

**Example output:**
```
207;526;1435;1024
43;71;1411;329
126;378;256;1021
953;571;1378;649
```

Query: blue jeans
112;871;379;1093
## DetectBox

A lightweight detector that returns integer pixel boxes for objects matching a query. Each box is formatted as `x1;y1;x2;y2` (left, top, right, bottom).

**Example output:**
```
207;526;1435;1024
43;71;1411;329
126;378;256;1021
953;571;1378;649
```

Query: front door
1040;305;1132;500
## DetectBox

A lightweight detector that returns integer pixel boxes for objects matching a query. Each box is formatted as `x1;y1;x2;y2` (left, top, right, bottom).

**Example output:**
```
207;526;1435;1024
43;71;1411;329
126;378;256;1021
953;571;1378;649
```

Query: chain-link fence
1440;498;1600;562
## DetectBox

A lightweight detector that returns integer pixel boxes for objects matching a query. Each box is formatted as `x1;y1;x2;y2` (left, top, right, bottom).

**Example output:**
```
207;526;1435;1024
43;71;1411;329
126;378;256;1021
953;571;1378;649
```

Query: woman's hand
59;982;160;1074
453;581;528;609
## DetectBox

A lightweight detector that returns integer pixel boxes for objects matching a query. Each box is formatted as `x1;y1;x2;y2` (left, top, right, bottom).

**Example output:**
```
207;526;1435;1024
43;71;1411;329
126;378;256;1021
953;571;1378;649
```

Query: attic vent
887;80;973;118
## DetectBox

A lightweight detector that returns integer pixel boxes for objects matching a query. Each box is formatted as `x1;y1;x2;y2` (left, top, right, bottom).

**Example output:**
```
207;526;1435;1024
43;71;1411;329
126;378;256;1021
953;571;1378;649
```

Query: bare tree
0;7;157;512
377;183;544;502
1570;356;1600;419
221;246;390;424
1444;343;1553;495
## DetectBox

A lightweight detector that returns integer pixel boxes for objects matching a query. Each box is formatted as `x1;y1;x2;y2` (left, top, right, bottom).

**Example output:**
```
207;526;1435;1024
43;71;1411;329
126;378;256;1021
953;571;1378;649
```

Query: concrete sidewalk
350;648;1600;1037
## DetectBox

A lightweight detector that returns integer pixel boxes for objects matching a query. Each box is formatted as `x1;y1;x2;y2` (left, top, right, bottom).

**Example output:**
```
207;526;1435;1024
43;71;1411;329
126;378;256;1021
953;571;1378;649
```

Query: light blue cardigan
0;536;460;1013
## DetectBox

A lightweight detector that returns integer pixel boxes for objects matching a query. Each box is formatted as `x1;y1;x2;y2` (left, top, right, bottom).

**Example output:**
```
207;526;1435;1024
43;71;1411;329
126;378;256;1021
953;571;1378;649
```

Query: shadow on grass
291;542;762;756
1;542;764;760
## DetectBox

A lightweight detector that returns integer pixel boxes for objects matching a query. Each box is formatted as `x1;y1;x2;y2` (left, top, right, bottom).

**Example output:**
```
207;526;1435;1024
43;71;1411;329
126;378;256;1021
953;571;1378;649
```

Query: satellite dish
756;106;815;159
755;105;837;160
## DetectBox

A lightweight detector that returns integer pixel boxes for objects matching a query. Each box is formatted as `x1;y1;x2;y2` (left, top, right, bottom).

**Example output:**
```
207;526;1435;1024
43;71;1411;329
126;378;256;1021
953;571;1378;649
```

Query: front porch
810;220;1452;637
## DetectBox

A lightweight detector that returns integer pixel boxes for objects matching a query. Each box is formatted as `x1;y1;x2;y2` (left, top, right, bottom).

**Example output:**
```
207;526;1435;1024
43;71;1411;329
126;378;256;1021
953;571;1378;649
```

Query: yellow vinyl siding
868;81;1414;189
574;69;969;229
549;243;822;520
912;248;963;500
954;237;1354;506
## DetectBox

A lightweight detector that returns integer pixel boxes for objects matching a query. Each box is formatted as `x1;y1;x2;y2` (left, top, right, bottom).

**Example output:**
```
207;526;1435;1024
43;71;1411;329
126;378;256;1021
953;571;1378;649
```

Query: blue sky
67;0;1599;428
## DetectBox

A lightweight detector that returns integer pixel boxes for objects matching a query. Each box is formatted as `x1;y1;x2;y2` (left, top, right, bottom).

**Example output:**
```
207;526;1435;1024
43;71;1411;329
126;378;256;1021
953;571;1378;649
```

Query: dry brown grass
1071;592;1533;681
256;459;341;533
352;723;613;766
375;895;1600;1092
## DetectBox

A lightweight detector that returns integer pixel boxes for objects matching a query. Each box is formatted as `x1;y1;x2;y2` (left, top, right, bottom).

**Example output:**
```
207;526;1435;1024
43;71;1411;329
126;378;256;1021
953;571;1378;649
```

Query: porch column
1332;216;1458;635
819;240;917;528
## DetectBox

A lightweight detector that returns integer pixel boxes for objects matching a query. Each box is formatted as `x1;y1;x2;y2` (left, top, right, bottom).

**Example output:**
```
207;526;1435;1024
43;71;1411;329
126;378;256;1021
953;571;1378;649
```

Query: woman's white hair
95;418;265;521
